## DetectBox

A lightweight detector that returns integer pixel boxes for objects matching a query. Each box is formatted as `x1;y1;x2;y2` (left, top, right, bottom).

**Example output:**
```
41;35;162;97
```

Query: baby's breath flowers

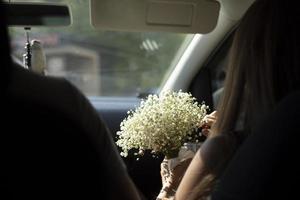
116;90;209;159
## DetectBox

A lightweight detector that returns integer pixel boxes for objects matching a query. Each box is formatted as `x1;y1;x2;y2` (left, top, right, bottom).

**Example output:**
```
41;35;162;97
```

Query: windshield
8;0;193;97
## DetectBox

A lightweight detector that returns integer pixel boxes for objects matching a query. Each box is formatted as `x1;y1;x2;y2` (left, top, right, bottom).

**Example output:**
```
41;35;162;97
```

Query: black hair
0;1;12;93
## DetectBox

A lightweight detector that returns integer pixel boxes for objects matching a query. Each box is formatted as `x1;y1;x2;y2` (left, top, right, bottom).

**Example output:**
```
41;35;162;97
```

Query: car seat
211;90;300;199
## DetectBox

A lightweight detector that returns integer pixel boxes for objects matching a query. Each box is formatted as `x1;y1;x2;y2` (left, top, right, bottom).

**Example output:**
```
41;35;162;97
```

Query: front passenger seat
211;90;300;200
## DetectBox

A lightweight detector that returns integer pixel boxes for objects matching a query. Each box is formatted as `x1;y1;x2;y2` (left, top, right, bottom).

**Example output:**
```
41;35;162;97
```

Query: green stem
165;149;180;159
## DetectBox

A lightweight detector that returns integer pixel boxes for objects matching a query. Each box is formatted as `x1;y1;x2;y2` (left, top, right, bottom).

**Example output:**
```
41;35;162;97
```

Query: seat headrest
211;90;300;200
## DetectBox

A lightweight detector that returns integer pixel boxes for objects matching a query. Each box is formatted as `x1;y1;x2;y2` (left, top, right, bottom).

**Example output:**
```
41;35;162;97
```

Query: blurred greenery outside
8;0;193;97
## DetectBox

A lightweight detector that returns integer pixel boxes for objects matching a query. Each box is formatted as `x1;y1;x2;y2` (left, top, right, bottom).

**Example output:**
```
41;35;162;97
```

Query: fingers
206;114;217;120
202;128;210;137
204;118;216;126
209;110;217;117
201;111;217;137
203;114;217;124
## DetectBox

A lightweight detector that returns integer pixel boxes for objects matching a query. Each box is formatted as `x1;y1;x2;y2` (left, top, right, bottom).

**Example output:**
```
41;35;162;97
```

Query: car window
210;34;234;93
8;0;193;97
209;33;234;108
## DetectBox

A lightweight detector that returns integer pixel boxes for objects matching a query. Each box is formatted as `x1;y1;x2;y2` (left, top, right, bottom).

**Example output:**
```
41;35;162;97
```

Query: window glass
8;0;193;97
209;34;234;108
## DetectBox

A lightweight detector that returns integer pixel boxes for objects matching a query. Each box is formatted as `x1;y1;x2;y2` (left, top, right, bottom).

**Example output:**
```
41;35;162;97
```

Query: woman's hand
201;111;217;137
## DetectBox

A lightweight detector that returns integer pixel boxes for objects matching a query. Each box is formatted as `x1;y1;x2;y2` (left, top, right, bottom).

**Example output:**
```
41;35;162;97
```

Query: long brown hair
215;0;300;135
189;0;300;199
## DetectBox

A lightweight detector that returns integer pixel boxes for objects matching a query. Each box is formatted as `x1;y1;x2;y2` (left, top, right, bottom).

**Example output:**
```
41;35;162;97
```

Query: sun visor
90;0;220;34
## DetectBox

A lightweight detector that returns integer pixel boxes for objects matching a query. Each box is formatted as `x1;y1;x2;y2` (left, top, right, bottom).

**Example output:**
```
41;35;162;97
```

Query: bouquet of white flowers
116;90;208;159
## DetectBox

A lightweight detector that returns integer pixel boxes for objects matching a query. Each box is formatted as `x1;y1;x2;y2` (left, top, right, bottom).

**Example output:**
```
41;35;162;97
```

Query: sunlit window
8;0;193;97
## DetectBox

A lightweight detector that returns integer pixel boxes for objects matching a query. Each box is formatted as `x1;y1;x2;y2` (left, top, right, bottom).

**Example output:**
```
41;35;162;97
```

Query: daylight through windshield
9;0;193;97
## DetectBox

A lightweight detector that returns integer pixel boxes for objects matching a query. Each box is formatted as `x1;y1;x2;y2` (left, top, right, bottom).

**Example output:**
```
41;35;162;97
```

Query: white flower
116;90;208;158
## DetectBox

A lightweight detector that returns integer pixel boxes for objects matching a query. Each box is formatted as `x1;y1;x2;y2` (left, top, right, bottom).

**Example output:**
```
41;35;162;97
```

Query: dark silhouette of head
0;2;12;93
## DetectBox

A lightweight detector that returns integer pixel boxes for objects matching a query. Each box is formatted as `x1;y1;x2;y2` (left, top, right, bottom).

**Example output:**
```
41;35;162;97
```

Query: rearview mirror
5;2;71;27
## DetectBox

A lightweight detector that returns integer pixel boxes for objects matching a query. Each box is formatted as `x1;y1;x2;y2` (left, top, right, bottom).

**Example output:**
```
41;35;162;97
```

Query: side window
189;33;234;109
211;56;227;93
210;34;233;93
8;0;193;97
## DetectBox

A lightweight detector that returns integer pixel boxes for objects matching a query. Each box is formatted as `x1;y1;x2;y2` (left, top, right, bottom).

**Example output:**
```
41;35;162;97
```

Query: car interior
3;0;297;199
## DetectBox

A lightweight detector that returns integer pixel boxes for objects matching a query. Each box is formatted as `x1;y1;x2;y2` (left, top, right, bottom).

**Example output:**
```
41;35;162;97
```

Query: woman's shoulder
201;134;237;154
198;134;238;171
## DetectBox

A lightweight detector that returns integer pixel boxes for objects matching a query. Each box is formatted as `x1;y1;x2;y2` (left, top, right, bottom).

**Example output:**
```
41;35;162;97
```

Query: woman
158;0;300;199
